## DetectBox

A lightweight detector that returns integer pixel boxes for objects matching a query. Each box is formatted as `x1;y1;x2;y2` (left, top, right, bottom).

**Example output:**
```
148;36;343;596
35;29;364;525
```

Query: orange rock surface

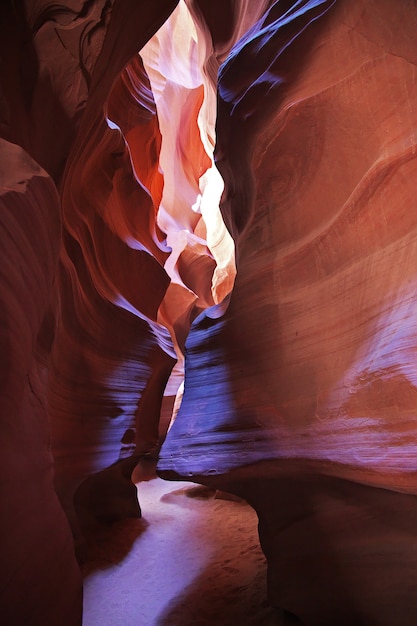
2;1;417;623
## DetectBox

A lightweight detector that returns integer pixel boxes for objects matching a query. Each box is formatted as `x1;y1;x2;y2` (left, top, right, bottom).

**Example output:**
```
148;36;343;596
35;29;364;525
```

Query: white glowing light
105;116;121;131
191;194;202;212
140;0;236;304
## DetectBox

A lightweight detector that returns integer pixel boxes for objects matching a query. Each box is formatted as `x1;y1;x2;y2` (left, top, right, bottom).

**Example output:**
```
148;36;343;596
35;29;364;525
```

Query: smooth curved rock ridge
138;0;238;395
0;139;82;624
160;0;335;473
141;0;236;309
106;54;165;233
0;0;111;183
1;2;184;621
49;1;188;528
160;0;417;492
4;0;417;623
160;2;417;622
186;0;275;64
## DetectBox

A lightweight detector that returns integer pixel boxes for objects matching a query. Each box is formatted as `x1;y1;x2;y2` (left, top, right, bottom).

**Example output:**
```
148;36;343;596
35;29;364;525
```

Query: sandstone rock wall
0;1;178;623
159;1;417;623
3;0;417;624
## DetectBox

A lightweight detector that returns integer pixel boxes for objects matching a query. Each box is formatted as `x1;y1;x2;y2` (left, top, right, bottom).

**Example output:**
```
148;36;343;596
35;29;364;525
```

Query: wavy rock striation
159;1;417;623
1;0;179;623
3;0;417;624
0;139;82;625
1;0;236;622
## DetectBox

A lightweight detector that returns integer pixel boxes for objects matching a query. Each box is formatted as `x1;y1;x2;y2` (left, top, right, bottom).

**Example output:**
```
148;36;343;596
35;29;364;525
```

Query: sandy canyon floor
80;467;285;625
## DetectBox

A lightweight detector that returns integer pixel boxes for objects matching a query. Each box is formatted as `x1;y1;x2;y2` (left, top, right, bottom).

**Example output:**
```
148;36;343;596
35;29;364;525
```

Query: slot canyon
2;0;417;624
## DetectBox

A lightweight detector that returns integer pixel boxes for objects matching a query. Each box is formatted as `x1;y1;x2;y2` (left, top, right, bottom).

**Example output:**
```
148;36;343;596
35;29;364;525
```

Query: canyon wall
0;0;179;623
2;0;417;624
159;0;417;624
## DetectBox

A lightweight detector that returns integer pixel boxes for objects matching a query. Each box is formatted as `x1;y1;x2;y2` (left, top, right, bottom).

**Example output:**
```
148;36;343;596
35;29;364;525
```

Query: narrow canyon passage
4;2;417;624
81;470;281;626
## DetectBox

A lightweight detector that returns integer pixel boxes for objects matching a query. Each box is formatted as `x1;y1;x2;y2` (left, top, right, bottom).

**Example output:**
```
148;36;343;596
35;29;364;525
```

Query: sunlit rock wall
49;43;176;530
3;0;417;624
50;0;236;532
159;1;417;623
1;0;237;622
0;0;179;623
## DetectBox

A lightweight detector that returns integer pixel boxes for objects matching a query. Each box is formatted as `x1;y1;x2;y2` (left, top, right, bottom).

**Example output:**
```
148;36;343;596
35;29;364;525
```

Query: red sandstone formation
160;0;417;624
2;0;417;624
0;0;179;623
0;139;82;626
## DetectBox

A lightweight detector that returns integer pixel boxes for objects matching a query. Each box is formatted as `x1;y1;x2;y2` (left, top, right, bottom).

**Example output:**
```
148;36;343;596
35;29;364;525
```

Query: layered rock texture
2;0;417;624
1;0;180;623
159;0;417;623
